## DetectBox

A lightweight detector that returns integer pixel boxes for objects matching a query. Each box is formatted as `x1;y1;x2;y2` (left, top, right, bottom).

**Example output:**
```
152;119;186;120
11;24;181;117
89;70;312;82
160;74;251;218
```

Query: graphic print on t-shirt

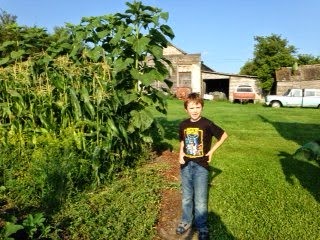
184;127;203;157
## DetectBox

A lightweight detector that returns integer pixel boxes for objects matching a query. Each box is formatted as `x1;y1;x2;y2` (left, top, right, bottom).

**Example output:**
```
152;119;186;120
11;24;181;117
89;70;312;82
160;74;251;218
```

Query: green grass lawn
4;98;318;240
157;99;320;239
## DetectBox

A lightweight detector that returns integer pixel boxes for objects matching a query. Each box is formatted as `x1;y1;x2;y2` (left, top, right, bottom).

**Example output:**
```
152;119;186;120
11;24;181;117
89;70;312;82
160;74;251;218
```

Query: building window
179;72;191;87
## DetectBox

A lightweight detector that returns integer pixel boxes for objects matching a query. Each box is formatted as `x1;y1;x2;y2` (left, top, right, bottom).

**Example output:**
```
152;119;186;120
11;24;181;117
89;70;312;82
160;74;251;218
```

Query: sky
1;0;320;74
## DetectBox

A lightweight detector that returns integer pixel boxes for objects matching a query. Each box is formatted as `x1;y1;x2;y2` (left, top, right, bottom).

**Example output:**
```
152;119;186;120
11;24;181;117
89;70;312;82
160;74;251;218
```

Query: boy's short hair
184;92;204;109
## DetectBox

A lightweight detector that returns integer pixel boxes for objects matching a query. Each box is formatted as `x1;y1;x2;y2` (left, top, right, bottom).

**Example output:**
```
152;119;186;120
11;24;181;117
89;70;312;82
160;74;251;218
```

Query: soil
153;150;198;240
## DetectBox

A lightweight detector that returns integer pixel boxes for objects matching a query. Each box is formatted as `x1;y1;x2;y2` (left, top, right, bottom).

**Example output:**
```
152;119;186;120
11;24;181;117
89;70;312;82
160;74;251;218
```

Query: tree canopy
296;54;320;65
0;9;17;26
240;34;320;94
240;34;296;93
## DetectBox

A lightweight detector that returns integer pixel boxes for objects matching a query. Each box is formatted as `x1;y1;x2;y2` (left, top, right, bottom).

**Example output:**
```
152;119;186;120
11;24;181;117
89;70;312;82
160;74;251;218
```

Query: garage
202;70;262;102
203;78;230;99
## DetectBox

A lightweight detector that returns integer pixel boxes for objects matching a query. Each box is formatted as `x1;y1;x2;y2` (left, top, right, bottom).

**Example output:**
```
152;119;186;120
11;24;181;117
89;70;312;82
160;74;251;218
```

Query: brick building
157;44;262;102
275;64;320;95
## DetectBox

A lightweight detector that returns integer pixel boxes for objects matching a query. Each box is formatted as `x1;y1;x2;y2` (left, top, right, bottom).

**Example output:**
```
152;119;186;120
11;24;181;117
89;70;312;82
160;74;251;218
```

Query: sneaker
198;230;209;240
175;222;191;235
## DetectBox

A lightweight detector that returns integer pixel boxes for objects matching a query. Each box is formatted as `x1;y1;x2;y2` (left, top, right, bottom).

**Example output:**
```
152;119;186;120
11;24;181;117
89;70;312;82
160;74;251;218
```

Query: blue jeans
180;161;209;232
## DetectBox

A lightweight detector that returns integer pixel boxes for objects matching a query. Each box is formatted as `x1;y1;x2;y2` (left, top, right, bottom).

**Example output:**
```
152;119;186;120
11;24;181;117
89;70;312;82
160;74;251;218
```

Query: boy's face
185;101;203;121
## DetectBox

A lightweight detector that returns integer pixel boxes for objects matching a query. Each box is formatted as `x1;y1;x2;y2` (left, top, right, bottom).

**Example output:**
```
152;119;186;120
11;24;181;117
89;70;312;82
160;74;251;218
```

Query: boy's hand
205;132;228;162
179;153;185;164
206;151;214;162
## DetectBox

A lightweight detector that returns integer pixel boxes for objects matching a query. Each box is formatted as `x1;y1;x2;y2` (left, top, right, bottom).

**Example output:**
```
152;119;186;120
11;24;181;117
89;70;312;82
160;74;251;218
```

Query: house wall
276;80;320;94
163;46;185;55
276;64;320;94
202;72;262;102
191;63;202;93
160;45;262;101
164;53;202;94
229;76;262;102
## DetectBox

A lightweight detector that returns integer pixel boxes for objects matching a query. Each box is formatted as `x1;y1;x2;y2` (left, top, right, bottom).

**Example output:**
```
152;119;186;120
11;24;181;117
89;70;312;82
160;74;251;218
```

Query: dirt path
154;151;198;240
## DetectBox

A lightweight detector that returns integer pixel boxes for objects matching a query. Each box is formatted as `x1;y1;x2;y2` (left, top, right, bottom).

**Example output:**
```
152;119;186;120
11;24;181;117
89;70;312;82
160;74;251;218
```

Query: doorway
204;79;230;98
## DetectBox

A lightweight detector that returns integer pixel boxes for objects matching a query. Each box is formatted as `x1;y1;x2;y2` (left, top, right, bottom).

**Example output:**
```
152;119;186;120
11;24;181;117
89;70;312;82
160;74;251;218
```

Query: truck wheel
271;101;281;108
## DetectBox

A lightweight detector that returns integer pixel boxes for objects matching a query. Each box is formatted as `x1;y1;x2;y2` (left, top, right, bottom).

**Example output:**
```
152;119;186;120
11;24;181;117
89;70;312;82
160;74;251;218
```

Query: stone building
158;44;262;101
201;68;262;102
275;64;320;95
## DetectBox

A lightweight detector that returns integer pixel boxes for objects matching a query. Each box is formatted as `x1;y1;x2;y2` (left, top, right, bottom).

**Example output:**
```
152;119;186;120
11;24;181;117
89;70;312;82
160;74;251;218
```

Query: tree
0;10;66;65
0;25;50;65
0;9;17;45
0;9;17;47
0;9;17;26
240;34;296;94
296;54;320;65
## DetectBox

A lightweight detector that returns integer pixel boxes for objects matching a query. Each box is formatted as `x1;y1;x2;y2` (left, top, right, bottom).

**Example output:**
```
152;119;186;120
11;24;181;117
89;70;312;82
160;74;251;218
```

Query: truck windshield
237;86;253;92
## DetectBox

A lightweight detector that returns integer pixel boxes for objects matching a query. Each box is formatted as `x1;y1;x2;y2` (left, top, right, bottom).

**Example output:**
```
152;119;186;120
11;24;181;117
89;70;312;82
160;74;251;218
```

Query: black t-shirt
179;117;225;169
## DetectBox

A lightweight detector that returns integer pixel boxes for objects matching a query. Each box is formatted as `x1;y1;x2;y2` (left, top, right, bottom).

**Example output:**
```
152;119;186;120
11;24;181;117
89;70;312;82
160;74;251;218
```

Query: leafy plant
1;213;50;240
2;221;24;240
22;213;51;239
0;1;175;239
0;0;174;192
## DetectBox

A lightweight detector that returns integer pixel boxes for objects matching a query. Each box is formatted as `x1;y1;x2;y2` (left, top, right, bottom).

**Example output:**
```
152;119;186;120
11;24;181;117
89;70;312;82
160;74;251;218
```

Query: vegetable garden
0;2;174;239
2;1;320;239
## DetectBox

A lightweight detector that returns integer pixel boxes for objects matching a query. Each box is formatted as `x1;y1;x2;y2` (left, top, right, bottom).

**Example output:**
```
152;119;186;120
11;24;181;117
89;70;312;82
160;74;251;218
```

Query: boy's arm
179;140;186;164
206;132;228;162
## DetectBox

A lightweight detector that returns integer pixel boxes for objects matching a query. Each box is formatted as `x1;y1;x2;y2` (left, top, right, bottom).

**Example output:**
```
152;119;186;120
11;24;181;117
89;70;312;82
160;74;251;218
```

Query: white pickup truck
265;88;320;108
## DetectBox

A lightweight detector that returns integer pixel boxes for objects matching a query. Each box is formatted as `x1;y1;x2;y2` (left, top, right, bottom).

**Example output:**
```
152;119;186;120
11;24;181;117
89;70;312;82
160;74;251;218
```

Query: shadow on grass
209;166;222;186
156;117;183;141
279;151;320;202
258;115;320;146
152;117;183;154
208;211;236;239
207;167;235;239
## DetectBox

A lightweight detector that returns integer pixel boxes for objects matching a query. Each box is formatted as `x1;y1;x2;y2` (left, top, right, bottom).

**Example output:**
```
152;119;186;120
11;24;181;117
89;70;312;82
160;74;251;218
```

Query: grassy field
3;98;319;240
156;99;320;239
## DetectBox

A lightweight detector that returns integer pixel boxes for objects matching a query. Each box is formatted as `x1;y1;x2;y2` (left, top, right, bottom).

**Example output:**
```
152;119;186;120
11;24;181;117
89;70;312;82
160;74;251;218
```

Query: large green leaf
133;36;150;54
87;46;104;62
96;26;110;38
109;25;125;45
130;68;143;81
149;29;167;46
51;74;65;90
140;68;163;86
150;45;163;59
4;222;24;238
118;123;129;144
113;57;134;74
69;88;82;121
123;93;138;105
106;118;119;137
160;12;169;21
81;86;95;118
10;49;25;60
130;109;154;132
0;40;16;49
7;90;23;102
0;57;9;65
160;24;175;39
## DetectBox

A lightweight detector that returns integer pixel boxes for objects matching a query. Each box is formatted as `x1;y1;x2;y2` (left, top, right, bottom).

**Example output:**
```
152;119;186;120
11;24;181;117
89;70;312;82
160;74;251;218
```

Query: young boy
176;93;228;240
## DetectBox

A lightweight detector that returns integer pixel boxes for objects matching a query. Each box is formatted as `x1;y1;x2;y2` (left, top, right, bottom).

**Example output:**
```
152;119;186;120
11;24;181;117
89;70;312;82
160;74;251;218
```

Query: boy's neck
190;116;202;122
